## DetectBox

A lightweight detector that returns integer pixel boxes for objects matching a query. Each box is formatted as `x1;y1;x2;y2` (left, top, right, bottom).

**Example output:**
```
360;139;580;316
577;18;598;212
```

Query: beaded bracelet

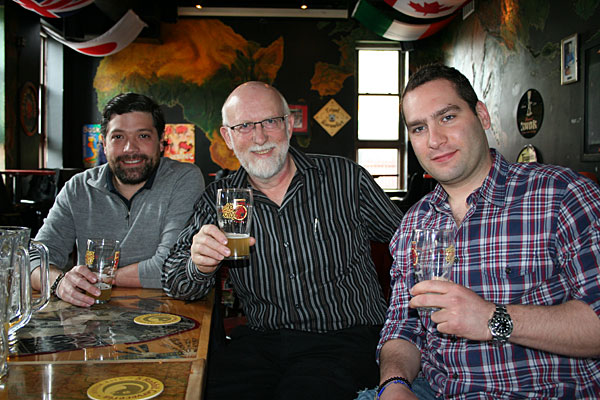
377;376;413;399
50;272;65;297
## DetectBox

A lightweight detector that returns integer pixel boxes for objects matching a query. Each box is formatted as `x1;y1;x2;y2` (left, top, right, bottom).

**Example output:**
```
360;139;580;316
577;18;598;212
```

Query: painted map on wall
92;19;357;170
93;19;283;170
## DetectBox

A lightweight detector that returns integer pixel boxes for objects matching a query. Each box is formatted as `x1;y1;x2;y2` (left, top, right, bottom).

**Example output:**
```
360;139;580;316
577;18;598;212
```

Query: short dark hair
100;93;165;139
402;64;479;114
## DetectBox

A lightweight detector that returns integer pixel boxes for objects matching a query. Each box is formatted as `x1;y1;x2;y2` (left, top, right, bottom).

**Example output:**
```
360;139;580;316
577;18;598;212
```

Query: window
356;46;408;192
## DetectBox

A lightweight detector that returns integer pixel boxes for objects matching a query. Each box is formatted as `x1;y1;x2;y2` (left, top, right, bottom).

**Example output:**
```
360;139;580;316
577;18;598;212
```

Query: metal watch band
488;304;513;344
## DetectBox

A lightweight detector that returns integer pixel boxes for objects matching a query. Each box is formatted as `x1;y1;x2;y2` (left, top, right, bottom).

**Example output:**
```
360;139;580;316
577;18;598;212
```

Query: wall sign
313;98;351;137
517;144;540;163
19;82;38;136
516;89;543;138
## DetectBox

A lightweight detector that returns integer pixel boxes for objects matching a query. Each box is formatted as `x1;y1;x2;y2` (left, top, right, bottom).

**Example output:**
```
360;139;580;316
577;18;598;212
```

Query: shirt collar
428;148;508;209
105;162;159;193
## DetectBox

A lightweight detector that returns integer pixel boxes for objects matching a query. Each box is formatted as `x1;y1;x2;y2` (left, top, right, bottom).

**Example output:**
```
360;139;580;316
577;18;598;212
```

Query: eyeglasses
227;115;288;135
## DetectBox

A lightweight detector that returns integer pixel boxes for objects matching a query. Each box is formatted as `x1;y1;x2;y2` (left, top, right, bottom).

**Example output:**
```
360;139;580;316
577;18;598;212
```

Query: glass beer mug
0;226;50;344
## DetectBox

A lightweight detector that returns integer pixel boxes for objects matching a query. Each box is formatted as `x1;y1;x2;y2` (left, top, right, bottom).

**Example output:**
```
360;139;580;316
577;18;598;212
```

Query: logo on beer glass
221;199;248;222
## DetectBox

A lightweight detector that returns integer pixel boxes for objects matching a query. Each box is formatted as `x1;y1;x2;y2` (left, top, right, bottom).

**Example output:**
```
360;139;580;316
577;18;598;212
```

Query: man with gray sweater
31;93;204;307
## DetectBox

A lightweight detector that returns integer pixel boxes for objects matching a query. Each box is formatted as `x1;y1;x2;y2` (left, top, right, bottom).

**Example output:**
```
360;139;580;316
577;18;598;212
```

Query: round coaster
87;376;164;400
133;313;181;326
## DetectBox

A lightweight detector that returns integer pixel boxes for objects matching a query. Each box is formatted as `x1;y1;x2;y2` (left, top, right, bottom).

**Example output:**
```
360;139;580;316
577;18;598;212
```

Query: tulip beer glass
216;188;253;268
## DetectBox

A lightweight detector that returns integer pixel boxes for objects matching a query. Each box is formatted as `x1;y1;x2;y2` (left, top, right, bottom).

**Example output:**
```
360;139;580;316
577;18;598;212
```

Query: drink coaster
87;376;164;400
133;313;181;326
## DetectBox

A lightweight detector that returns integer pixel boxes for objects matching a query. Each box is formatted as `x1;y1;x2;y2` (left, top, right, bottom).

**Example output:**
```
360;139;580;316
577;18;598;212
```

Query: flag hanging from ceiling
384;0;466;18
42;9;147;57
13;0;95;18
352;0;469;42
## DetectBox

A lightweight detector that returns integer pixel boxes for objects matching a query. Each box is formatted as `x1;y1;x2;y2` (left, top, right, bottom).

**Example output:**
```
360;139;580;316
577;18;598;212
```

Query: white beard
233;140;289;180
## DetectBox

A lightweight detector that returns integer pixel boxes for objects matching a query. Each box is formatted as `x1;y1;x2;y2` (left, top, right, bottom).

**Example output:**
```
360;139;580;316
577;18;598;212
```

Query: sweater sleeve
33;179;79;271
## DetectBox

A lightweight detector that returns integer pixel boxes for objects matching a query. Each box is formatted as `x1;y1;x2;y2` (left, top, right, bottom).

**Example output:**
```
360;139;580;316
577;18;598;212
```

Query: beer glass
216;188;253;268
86;238;120;304
0;226;50;343
410;228;455;311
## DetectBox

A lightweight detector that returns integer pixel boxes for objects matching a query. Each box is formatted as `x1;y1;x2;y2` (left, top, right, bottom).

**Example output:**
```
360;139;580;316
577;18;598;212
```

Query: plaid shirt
380;149;600;399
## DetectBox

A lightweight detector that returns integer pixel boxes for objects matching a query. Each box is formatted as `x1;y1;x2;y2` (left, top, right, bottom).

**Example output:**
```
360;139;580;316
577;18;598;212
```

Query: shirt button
295;304;300;309
289;274;295;279
452;373;458;379
284;242;289;248
505;267;512;274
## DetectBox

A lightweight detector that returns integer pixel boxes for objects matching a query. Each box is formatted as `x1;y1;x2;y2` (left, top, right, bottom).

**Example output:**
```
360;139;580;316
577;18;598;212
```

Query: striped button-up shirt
163;147;403;332
380;149;600;398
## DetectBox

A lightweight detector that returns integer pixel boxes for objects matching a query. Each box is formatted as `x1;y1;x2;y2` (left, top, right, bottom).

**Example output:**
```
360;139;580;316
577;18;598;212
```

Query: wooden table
2;287;214;400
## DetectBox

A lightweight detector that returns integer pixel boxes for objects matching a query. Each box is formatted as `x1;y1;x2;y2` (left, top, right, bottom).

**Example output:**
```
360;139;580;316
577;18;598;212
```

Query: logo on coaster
133;313;181;326
87;376;164;400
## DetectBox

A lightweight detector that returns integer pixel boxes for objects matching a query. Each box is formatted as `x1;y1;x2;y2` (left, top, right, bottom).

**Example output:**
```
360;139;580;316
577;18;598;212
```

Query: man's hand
190;224;255;274
56;265;101;307
409;280;495;341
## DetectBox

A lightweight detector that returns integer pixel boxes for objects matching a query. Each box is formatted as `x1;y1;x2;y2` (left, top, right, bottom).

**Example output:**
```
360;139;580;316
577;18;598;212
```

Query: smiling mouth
117;155;148;166
252;147;274;155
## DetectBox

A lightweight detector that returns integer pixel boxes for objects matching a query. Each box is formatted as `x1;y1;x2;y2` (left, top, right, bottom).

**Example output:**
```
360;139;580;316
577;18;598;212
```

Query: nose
427;125;447;149
123;137;139;153
252;123;268;145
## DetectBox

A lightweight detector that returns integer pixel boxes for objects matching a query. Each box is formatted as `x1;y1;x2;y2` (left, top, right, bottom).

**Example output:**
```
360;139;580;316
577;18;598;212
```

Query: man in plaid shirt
372;65;600;399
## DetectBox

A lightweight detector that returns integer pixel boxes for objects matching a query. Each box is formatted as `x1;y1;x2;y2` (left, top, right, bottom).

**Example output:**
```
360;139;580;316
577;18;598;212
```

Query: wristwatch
488;304;513;344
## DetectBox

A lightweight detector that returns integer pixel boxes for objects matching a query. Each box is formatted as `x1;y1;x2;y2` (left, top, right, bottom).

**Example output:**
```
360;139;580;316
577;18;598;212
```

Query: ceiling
39;0;360;41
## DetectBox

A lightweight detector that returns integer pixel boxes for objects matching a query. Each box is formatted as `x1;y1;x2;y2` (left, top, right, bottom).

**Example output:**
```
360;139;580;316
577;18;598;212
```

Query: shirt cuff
186;258;216;281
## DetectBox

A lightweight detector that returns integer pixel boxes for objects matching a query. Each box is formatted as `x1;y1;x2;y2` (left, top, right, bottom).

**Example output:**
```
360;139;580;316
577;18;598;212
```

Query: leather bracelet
50;272;65;297
377;376;413;399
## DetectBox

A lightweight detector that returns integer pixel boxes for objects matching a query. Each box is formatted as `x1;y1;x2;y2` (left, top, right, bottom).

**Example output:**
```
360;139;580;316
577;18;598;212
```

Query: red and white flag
42;9;147;57
384;0;467;19
13;0;95;18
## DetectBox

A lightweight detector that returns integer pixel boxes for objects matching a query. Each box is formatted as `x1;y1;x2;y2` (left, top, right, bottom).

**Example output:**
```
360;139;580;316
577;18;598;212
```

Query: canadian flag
384;0;466;18
353;0;470;41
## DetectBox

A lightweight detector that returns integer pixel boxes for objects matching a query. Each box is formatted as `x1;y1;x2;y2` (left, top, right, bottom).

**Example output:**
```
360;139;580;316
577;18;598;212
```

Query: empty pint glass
217;188;253;268
86;239;120;304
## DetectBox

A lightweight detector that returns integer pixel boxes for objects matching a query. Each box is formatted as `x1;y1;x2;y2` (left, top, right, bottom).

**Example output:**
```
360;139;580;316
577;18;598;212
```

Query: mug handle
30;241;50;312
8;245;32;340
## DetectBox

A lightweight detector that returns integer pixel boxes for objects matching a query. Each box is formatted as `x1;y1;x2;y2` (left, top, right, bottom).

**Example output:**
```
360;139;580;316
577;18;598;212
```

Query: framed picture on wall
289;104;308;134
561;33;578;85
582;36;600;161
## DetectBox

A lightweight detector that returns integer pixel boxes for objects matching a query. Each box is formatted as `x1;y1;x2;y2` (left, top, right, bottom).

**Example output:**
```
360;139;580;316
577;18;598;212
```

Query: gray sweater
34;157;204;288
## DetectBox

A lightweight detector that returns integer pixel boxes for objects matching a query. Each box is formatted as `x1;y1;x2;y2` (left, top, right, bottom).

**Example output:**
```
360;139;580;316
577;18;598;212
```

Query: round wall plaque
516;89;543;138
19;82;38;136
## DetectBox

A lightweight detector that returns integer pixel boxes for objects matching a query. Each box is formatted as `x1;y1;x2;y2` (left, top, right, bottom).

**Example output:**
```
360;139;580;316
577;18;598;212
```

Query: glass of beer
410;228;455;311
85;238;120;304
216;188;253;268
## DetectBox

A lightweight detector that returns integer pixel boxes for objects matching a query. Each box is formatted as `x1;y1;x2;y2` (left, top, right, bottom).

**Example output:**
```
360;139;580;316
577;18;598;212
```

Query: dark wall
410;0;600;176
4;1;41;168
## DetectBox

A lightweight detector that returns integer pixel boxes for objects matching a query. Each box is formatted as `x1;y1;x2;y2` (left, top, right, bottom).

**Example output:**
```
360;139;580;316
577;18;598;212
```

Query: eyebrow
405;104;462;128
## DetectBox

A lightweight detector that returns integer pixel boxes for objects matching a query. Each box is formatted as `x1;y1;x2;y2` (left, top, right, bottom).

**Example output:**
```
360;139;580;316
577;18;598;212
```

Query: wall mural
93;19;356;171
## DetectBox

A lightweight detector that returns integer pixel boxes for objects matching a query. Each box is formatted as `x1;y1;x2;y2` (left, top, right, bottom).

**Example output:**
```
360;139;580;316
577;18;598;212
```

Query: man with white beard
31;93;204;307
163;82;403;400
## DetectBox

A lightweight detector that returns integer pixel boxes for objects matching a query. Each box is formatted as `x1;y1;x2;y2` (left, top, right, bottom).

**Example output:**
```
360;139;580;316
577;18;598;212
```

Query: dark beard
110;155;159;185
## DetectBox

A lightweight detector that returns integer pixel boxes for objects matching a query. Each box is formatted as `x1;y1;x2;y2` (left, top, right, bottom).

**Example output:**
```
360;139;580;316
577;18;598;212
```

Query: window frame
355;43;409;195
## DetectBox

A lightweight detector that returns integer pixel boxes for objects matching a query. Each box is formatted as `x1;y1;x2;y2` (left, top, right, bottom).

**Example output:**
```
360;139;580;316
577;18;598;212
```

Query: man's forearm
114;263;142;287
31;264;63;291
508;300;600;357
379;339;422;384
